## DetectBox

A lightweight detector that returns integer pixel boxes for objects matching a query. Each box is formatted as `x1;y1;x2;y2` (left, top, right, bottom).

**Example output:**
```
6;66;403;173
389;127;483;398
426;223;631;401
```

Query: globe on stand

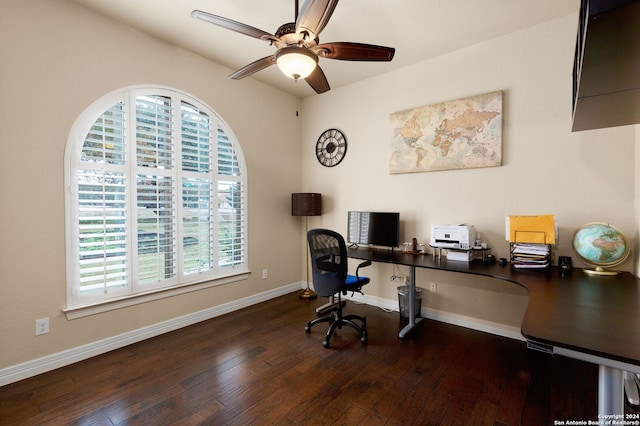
572;222;630;276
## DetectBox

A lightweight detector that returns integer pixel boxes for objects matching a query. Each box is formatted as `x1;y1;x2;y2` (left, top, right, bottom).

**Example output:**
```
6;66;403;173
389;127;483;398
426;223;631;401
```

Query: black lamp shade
291;193;322;216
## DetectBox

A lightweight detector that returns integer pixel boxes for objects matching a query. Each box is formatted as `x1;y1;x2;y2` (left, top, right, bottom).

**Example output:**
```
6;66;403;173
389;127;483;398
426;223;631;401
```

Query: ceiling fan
191;0;395;94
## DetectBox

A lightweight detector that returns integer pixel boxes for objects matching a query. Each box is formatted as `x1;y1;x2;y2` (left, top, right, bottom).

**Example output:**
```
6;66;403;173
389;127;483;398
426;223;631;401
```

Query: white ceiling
71;0;580;98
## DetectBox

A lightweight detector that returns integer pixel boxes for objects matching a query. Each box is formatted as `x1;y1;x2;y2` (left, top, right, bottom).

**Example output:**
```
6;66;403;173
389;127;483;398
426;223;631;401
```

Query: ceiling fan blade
296;0;339;39
191;10;275;41
305;65;330;94
316;42;395;61
229;55;276;80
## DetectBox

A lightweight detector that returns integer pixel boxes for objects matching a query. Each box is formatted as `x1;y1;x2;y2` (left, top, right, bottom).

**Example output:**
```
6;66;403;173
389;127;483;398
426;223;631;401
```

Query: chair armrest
355;260;372;280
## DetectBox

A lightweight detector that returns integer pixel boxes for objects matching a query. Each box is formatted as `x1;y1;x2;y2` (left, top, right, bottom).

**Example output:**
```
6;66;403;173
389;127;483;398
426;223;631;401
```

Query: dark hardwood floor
0;293;607;425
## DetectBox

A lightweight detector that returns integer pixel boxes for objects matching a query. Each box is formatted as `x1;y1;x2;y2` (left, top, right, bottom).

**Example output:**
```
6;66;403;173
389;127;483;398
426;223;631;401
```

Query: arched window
65;86;247;309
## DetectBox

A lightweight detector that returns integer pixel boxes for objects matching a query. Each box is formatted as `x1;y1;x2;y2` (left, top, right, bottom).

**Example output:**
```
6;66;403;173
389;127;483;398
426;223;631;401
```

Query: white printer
430;224;476;250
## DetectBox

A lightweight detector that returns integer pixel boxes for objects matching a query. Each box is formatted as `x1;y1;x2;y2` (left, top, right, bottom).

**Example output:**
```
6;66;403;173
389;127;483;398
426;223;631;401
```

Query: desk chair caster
360;329;368;345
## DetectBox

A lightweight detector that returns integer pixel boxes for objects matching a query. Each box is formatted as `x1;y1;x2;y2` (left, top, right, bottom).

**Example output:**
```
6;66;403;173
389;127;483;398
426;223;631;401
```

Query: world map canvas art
389;91;502;174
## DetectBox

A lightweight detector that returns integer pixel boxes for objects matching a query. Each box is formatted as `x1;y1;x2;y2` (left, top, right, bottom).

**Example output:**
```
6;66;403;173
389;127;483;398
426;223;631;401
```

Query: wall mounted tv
347;211;400;248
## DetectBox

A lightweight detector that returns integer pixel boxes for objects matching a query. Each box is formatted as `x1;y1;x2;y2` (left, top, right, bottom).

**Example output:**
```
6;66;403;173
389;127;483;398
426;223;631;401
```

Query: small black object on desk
484;254;496;264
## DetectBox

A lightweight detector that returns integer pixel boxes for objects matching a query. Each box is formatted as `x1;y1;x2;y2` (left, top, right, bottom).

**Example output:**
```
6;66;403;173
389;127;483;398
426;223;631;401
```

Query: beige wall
300;14;637;329
0;0;303;370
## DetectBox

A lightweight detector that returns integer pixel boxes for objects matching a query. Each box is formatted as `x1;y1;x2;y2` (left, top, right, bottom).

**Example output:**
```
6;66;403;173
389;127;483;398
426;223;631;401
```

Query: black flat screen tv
347;211;400;248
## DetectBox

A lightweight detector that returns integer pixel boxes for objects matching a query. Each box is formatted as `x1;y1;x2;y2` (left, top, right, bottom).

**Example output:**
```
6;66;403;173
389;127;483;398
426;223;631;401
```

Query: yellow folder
508;215;555;244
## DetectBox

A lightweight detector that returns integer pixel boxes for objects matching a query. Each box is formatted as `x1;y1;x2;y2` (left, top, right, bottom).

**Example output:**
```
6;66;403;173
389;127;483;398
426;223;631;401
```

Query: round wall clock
315;128;347;167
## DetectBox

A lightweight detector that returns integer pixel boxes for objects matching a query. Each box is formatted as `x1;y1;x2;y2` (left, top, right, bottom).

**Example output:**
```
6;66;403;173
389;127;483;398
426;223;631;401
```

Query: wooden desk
347;246;640;417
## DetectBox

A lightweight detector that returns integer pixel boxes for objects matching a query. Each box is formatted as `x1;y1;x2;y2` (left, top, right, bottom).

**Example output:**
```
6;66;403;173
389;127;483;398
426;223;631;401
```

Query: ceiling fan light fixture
275;46;318;80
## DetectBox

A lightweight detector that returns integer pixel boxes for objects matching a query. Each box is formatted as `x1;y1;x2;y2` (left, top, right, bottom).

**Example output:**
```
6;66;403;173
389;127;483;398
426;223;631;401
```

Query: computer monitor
347;211;400;248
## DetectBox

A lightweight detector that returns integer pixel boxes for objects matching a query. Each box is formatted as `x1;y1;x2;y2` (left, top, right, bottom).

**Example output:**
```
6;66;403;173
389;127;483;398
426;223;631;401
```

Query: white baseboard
0;282;302;387
344;292;525;342
2;281;523;387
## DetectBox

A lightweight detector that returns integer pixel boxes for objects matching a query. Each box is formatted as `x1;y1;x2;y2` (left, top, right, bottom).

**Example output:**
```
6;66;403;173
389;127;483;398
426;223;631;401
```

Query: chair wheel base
305;312;367;348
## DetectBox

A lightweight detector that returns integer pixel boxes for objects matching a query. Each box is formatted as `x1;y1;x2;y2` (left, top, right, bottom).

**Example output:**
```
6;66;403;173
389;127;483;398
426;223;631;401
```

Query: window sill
63;271;250;320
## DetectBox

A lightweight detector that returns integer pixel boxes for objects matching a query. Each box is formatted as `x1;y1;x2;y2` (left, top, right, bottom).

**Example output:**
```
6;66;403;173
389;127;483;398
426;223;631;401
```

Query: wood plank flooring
0;293;612;425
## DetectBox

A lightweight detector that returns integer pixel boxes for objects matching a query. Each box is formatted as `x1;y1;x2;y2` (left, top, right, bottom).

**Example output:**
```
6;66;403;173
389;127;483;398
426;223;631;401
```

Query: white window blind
66;86;247;308
217;127;245;268
180;101;214;276
77;170;127;294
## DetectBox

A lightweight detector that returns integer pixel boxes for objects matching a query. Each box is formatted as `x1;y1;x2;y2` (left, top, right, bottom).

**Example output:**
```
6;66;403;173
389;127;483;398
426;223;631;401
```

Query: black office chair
305;228;372;348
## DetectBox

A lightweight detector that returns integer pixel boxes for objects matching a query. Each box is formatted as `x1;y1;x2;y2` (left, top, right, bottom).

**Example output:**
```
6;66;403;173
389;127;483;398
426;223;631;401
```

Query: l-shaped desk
347;246;640;417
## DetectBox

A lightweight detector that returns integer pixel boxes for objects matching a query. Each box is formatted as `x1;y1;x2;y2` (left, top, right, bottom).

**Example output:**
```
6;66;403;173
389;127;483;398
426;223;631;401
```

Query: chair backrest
307;228;348;297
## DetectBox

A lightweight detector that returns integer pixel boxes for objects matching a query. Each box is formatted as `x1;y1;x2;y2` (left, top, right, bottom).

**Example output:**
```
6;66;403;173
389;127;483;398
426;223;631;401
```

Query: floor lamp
292;193;322;300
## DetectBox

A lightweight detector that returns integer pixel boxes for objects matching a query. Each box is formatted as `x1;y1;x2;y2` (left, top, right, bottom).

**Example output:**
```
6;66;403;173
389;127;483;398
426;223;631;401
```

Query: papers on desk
505;215;554;270
511;243;551;269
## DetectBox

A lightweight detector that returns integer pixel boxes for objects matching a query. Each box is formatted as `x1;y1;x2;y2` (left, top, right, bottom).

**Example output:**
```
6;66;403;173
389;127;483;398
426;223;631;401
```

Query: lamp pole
291;193;321;300
299;215;317;299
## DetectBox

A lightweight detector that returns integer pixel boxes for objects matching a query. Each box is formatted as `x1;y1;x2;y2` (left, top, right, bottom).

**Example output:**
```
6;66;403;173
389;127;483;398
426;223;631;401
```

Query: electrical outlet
262;269;268;279
35;318;49;336
429;282;437;293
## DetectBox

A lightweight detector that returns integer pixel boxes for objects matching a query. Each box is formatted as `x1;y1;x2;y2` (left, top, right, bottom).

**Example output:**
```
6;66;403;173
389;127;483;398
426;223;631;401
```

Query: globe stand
584;266;619;276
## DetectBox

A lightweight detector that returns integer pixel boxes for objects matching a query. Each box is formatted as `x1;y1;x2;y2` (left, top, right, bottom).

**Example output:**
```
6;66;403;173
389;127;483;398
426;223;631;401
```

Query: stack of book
510;243;551;269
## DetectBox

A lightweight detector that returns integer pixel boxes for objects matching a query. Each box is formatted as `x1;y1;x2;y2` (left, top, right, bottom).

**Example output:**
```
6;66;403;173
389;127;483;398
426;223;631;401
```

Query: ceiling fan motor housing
275;22;319;47
275;22;296;39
